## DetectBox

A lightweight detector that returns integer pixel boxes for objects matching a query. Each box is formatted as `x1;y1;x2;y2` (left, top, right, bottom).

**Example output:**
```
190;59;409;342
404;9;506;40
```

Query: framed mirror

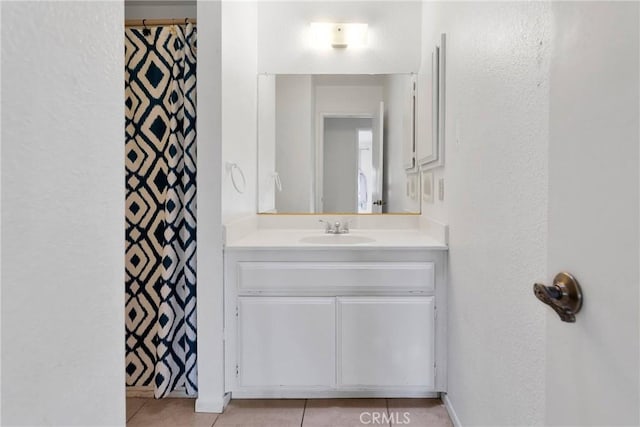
257;74;421;214
417;33;446;170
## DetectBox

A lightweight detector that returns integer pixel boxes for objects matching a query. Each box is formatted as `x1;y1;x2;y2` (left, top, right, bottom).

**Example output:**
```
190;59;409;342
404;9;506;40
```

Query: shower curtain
125;23;197;398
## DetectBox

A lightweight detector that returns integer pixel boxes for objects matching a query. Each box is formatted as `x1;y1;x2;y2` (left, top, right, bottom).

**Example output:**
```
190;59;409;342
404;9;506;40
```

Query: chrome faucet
319;219;350;234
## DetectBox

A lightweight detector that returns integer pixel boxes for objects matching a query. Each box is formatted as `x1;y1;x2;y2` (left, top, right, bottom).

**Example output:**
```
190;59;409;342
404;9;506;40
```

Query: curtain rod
125;18;196;27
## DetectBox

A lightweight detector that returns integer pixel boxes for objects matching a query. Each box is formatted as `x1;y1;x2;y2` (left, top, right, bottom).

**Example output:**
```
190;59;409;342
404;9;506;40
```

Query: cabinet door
238;297;335;388
337;297;435;388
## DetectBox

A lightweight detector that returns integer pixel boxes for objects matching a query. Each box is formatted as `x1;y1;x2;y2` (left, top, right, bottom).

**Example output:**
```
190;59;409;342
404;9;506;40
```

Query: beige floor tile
303;399;389;427
127;398;218;427
387;399;453;427
214;399;305;427
126;398;149;421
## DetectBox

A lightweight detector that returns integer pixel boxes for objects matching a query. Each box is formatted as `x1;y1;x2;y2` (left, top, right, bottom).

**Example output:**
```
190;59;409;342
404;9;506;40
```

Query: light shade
310;22;368;49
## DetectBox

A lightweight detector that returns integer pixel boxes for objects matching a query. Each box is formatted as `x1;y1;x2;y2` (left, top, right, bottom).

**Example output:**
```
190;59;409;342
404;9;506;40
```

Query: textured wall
221;1;258;223
195;0;225;413
1;2;125;425
422;2;551;425
196;1;257;410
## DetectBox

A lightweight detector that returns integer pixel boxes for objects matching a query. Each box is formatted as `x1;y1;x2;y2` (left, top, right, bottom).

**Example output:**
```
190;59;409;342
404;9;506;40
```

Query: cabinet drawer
237;261;435;294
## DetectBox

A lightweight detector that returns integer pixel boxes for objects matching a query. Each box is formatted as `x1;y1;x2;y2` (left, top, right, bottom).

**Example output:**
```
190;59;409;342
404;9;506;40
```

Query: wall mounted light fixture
310;22;368;49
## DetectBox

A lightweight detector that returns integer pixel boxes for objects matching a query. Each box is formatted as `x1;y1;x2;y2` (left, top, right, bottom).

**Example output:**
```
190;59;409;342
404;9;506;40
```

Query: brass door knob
533;272;583;323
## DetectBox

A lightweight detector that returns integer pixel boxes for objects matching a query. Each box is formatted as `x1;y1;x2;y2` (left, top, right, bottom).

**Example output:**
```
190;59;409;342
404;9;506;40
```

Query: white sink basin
299;234;376;245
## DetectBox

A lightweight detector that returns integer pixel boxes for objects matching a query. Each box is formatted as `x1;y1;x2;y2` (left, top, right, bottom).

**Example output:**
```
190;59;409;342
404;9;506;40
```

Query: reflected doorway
318;105;384;214
322;117;374;213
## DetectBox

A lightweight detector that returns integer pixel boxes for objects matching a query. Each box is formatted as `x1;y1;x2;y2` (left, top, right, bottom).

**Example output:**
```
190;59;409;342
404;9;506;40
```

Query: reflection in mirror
258;74;421;214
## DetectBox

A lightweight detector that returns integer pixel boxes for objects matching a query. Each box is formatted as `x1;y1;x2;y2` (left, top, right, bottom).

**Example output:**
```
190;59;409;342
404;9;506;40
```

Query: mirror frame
418;33;446;171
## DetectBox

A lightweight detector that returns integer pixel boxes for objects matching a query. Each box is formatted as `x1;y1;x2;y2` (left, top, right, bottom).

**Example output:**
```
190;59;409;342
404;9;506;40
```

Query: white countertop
225;229;448;250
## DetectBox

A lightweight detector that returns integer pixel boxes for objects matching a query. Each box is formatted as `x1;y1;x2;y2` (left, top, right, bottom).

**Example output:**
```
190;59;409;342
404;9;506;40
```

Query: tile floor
126;397;453;427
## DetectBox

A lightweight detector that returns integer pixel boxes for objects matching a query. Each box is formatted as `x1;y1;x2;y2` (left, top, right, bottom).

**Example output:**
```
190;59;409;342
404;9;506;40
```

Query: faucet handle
318;219;332;233
341;218;353;233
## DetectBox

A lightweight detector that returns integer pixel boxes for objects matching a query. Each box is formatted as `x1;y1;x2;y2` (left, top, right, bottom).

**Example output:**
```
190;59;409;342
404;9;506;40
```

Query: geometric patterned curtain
124;23;197;398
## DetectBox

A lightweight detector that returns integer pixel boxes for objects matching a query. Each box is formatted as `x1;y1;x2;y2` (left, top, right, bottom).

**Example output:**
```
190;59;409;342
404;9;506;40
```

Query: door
357;128;374;213
337;297;435;388
371;101;385;213
237;297;335;388
544;3;639;425
323;117;372;212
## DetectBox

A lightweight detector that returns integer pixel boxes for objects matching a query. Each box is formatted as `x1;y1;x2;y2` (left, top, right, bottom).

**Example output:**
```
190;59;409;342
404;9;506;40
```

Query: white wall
546;3;639;425
198;1;256;410
257;1;422;74
423;2;551;425
315;76;384;115
221;1;258;223
124;0;196;20
1;2;125;425
275;75;314;213
195;0;225;414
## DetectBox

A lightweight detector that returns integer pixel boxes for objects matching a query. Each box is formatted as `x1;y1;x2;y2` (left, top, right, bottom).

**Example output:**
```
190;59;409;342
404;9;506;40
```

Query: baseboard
195;392;231;413
126;386;193;399
230;390;440;399
442;393;461;427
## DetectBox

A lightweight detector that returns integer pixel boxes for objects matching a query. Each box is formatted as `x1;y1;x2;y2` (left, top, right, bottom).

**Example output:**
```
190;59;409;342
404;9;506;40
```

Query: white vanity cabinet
237;297;336;388
224;248;447;398
337;296;435;389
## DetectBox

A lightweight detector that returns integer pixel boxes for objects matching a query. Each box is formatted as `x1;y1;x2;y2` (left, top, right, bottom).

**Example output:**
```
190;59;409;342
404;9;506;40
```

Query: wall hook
142;19;151;36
